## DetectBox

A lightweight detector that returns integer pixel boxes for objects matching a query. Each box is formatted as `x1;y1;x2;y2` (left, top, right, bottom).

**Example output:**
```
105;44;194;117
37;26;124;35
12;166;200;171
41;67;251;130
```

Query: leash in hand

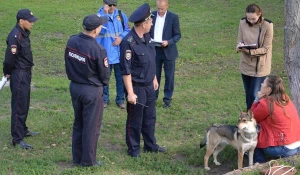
136;101;148;108
126;97;149;108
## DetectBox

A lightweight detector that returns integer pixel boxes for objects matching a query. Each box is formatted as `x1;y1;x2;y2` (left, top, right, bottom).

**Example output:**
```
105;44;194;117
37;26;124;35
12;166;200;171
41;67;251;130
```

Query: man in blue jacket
96;0;130;109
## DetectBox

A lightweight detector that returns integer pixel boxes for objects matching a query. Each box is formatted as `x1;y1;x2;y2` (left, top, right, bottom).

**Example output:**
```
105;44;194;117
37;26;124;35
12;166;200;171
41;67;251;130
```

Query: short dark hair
134;22;143;27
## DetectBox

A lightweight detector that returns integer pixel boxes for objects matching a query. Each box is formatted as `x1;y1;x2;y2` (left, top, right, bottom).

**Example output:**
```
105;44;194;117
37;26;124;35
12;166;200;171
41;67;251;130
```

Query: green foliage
0;0;287;174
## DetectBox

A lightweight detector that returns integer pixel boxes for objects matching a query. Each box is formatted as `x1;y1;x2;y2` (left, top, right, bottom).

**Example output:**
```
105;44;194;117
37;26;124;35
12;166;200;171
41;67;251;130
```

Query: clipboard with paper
0;76;8;90
238;44;257;49
151;39;163;47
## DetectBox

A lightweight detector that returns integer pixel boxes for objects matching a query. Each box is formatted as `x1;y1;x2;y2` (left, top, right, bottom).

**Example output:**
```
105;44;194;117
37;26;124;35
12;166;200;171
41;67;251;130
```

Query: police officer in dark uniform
120;3;166;157
65;14;110;167
3;9;39;149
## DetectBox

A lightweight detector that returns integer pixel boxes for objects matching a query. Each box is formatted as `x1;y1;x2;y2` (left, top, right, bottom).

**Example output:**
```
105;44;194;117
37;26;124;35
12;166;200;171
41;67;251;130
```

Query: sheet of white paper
0;76;8;90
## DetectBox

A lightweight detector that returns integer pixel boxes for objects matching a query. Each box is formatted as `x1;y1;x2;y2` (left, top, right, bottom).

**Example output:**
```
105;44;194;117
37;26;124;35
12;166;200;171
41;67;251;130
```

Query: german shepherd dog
200;110;258;170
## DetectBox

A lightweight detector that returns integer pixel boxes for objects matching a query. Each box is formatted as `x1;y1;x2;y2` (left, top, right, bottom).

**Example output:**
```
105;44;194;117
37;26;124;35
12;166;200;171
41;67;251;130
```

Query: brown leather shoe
117;102;125;109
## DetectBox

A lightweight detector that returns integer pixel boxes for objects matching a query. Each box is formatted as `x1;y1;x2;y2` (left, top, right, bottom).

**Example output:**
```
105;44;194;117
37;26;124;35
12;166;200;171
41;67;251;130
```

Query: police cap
17;9;38;22
82;14;108;31
129;3;154;23
103;0;117;5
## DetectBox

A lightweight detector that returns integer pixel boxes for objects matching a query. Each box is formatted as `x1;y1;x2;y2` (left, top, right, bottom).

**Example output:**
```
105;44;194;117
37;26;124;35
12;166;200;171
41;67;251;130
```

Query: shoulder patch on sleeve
104;57;108;67
125;50;131;60
127;36;133;43
264;18;273;23
11;45;17;54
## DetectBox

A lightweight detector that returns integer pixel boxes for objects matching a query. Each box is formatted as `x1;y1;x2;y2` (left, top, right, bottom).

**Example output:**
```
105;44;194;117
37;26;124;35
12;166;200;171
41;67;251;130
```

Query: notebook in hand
238;44;257;49
0;76;8;90
151;39;163;47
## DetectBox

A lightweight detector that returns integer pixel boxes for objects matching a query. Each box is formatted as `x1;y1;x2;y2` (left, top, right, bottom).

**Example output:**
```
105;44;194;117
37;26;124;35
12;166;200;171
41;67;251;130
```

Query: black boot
12;140;33;149
25;130;40;137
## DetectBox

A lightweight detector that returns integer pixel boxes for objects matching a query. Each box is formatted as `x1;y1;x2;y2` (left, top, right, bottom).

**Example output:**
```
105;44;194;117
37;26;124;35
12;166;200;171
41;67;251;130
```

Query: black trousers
126;84;158;157
155;47;175;105
10;69;31;144
70;82;103;166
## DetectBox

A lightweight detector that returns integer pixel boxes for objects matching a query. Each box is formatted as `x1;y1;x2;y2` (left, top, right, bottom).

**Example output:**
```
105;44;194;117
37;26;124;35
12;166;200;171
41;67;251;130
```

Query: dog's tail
200;135;207;149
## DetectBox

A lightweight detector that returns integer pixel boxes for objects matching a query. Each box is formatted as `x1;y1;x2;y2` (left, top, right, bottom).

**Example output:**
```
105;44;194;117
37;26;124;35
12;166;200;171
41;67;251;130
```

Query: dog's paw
204;166;211;171
214;161;221;166
248;164;255;169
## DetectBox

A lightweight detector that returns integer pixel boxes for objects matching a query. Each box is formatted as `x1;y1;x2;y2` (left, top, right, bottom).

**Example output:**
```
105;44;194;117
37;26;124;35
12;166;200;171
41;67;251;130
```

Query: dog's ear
236;104;243;114
247;110;254;118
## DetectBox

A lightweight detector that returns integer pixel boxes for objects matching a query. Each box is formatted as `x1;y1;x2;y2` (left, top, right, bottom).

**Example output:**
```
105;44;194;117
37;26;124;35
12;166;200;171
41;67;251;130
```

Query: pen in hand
236;40;244;53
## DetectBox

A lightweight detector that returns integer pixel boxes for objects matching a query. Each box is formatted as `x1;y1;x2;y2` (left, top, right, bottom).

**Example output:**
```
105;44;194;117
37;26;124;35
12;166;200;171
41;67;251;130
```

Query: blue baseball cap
82;14;108;31
17;9;38;22
104;0;117;5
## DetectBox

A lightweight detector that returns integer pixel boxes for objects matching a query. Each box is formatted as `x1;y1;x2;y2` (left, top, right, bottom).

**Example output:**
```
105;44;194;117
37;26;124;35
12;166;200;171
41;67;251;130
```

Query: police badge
125;50;131;60
104;57;108;67
11;45;17;54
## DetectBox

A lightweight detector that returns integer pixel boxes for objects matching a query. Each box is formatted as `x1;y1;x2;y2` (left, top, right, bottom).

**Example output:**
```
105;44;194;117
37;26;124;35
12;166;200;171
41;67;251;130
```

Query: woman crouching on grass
251;75;300;163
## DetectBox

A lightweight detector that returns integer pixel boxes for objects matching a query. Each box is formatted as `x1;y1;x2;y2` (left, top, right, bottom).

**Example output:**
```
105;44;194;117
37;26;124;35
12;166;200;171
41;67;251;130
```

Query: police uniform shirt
120;28;156;86
65;33;110;86
3;24;34;75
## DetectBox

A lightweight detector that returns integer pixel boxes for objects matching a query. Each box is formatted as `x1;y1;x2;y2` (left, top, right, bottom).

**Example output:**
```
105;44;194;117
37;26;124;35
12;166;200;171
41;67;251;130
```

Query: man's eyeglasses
108;4;117;7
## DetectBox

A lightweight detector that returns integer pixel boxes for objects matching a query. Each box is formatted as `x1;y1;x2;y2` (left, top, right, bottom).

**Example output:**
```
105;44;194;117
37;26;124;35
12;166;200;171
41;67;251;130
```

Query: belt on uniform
16;67;32;71
132;82;149;87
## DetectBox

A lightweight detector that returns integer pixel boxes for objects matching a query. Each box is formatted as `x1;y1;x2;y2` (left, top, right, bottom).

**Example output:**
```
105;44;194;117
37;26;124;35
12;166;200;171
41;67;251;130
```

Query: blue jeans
103;63;125;104
241;74;266;110
254;146;300;163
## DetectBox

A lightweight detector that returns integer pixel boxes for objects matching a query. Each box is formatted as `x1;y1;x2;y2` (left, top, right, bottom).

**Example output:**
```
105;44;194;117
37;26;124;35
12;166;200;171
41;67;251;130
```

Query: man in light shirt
150;0;181;108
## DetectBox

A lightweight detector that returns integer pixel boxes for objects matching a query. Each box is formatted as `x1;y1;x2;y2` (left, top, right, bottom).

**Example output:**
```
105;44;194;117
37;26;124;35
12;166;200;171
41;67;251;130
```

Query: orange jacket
251;98;300;148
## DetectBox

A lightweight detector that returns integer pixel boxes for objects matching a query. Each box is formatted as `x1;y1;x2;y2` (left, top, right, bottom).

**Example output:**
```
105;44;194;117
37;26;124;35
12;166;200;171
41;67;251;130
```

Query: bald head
156;0;168;16
156;0;168;4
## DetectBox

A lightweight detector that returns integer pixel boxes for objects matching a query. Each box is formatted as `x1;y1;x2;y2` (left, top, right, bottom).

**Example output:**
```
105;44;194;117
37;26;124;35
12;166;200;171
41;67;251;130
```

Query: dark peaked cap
103;0;117;5
129;3;154;23
17;9;38;22
82;14;108;31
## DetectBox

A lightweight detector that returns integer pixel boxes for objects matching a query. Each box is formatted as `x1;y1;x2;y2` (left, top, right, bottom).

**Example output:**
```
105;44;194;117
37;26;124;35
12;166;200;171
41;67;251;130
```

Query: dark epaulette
69;34;77;39
264;18;273;23
241;17;246;20
127;36;134;43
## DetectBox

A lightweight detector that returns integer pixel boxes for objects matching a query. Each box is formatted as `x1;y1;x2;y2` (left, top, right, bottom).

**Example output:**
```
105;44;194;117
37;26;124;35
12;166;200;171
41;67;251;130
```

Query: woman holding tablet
236;3;273;110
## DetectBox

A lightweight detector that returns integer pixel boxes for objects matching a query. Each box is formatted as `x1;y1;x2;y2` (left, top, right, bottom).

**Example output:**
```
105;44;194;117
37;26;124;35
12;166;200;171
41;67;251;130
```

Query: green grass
0;0;295;174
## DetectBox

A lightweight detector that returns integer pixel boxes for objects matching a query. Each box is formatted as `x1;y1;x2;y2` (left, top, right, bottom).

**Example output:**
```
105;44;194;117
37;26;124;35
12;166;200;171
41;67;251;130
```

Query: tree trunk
284;0;300;115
